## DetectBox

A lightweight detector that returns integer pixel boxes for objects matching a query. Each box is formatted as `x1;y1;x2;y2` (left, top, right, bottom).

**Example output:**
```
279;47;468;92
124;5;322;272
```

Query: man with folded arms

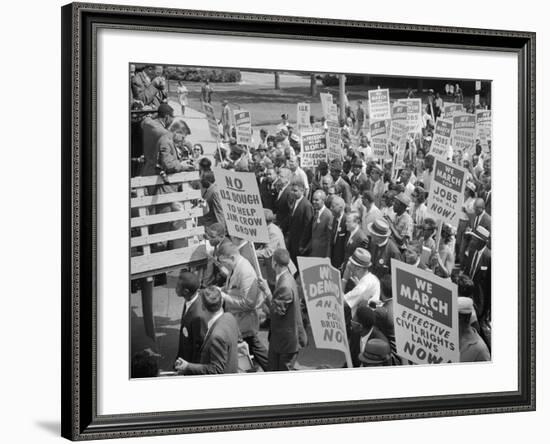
175;287;239;375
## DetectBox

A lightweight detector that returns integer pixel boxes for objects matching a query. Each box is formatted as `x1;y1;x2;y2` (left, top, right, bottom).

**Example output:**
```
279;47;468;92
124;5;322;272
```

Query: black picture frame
61;2;536;440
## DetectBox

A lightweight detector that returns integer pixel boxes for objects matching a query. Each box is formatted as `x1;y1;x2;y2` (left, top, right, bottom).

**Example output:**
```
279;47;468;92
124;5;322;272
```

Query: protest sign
203;102;220;140
301;131;328;168
297;256;353;368
391;259;459;365
398;98;423;134
214;168;269;243
426;158;467;227
296;102;311;134
326;120;342;162
391;103;408;122
320;92;333;119
388;119;408;152
451;113;476;156
476;109;492;153
370;120;388;160
328;103;338;123
233;109;252;146
368;88;391;121
443;102;464;119
430;119;453;160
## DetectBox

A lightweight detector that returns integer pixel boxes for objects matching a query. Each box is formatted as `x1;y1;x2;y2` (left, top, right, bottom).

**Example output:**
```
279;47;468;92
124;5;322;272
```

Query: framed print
61;2;536;440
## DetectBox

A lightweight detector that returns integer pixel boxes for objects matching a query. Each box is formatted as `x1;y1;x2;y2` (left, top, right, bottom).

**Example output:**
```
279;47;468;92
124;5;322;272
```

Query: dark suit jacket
131;71;159;106
154;133;185;194
176;297;209;363
343;228;370;265
184;312;239;375
470;211;491;232
308;207;333;257
287;197;314;260
274;186;293;233
140;117;170;177
269;271;307;355
258;177;275;210
200;184;225;227
330;214;348;269
335;177;352;204
462;247;491;316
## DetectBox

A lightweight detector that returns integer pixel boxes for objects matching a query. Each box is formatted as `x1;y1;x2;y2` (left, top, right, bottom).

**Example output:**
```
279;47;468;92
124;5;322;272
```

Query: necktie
474;215;480;229
469;251;479;278
314;210;319;224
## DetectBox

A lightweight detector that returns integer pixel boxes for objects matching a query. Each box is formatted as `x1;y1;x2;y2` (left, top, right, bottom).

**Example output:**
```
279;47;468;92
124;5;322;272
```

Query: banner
326;120;342;162
233;109;252;146
476;109;492;154
368;88;391;121
430;119;453;160
301;131;328;168
203;103;220;140
370;120;388;160
451;113;476;157
296;102;311;134
214;168;269;243
320;92;333;119
442;102;464;119
398;98;423;134
391;259;459;365
388;120;408;152
426;158;467;227
297;256;353;368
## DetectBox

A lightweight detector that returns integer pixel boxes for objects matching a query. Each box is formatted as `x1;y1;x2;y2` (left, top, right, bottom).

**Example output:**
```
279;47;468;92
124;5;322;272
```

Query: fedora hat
467;226;490;243
349;248;372;268
367;218;391;238
352;158;363;168
358;338;391;365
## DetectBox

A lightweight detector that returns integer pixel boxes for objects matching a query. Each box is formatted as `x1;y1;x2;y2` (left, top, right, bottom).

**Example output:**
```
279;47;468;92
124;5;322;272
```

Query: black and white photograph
129;64;493;377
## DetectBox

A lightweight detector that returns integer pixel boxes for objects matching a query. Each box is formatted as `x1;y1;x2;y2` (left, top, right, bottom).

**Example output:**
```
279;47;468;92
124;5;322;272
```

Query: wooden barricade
130;171;208;280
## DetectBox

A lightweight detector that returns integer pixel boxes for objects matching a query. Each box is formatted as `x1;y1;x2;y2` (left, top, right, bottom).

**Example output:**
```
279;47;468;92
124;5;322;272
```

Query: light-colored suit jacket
223;256;260;337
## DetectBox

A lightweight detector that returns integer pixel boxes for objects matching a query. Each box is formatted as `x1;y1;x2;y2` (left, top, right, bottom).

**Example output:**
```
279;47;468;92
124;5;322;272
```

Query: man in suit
198;170;224;227
462;226;491;326
286;179;314;264
367;218;402;279
218;243;268;371
360;190;382;235
470;198;491;232
343;212;369;268
349;158;370;191
330;196;348;269
306;190;333;258
273;168;294;234
258;249;307;371
330;159;352;204
131;65;166;107
140;103;175;178
174;271;208;365
202;223;232;287
175;287;239;375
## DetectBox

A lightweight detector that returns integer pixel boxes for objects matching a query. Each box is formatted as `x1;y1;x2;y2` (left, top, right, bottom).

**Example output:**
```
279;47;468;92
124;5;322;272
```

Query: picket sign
130;171;208;279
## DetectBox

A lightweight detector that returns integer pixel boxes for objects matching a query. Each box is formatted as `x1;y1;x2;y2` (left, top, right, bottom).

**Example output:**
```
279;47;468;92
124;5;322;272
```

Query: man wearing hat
221;100;232;141
342;248;380;316
367;219;402;279
358;338;392;367
350;158;370;191
386;192;414;248
458;297;490;362
462;226;491;326
348;302;390;367
330;159;352;205
369;163;385;208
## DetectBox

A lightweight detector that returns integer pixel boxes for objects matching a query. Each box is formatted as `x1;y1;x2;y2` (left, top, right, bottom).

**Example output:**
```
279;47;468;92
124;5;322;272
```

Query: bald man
307;190;334;258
